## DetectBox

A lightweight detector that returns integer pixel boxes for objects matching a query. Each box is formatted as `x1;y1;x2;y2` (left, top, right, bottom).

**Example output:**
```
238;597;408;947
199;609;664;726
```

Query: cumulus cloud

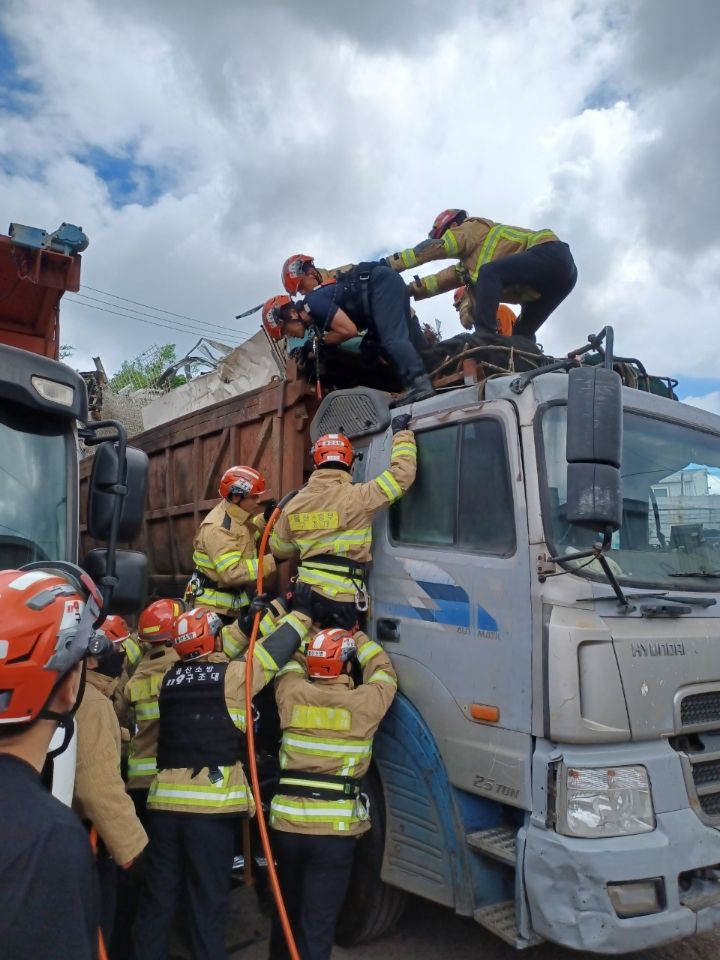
0;0;718;394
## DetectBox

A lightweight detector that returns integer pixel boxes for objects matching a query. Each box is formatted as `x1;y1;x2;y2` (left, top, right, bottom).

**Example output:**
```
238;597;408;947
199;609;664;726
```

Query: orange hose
89;827;110;960
245;506;300;960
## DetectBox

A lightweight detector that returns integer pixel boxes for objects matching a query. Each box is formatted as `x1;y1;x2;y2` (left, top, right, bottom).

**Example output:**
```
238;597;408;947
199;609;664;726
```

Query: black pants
269;831;358;960
110;790;149;960
132;811;241;960
473;240;577;339
368;267;426;384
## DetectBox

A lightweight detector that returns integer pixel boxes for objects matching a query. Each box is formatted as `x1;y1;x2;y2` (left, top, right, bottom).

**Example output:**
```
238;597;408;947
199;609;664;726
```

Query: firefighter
132;605;310;960
117;599;184;813
263;261;435;404
453;286;517;336
269;417;416;630
188;464;276;657
73;614;148;945
386;209;577;342
0;565;103;960
281;254;353;296
269;627;397;960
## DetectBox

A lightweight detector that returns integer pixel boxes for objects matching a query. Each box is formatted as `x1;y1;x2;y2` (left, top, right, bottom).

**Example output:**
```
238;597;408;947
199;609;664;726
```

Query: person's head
282;254;322;296
310;433;354;473
453;286;467;311
172;608;223;660
262;295;309;342
218;465;267;514
429;208;467;240
0;564;103;755
138;598;186;646
87;614;130;674
306;628;357;679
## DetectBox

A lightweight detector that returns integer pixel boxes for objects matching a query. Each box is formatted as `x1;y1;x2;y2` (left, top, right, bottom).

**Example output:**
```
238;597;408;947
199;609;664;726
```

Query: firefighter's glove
376;257;389;268
391;414;412;434
248;593;272;618
263;499;278;522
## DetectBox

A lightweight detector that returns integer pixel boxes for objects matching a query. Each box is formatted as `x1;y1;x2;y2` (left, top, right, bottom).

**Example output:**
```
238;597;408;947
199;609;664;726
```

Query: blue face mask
286;332;312;355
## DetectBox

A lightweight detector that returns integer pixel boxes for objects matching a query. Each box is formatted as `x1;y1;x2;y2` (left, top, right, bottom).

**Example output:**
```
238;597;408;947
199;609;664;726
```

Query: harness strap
277;771;362;801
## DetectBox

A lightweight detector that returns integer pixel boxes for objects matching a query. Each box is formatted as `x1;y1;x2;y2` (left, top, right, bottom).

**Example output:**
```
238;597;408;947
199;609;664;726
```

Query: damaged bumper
523;807;720;953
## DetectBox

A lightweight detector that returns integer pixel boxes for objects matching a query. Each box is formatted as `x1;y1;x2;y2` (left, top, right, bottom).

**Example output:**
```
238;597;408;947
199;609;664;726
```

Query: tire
334;765;408;946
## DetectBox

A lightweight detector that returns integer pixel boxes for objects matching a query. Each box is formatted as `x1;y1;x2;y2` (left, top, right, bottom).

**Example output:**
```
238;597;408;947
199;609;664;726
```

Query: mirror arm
549;526;635;612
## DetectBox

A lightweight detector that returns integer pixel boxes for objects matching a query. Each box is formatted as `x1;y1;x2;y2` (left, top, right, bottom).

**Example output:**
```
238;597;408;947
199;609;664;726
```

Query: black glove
376;257;389;268
391;414;412;434
263;499;278;522
248;593;272;618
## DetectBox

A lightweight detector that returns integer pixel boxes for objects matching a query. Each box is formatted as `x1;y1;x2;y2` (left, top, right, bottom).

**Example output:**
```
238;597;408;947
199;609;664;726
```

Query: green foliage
59;344;74;359
110;344;187;392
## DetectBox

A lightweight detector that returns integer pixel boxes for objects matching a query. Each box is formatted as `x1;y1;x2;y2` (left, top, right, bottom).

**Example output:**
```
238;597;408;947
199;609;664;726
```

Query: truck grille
676;744;720;826
681;692;720;728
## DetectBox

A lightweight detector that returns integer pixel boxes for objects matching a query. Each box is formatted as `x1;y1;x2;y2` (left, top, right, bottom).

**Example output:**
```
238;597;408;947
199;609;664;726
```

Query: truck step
466;826;518;866
474;900;543;949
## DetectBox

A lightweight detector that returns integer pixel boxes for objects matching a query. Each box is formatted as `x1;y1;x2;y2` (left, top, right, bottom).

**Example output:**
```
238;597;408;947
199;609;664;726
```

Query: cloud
683;392;720;417
0;0;718;398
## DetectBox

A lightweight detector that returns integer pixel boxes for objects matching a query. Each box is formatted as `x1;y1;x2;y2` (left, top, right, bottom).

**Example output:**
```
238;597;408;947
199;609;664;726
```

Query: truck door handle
377;618;400;642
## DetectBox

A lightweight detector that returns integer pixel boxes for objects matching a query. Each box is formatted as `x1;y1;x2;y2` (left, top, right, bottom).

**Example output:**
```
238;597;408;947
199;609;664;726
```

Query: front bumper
524;807;720;953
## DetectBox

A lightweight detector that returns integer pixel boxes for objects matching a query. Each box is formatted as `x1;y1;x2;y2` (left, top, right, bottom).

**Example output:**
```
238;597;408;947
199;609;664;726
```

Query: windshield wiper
668;571;720;578
581;592;716;607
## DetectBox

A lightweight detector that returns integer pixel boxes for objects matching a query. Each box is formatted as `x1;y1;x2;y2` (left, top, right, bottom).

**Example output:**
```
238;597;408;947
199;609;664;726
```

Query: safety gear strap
277;771;362;801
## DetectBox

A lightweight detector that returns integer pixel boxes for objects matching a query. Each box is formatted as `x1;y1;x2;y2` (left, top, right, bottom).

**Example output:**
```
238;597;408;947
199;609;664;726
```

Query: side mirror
83;549;147;614
566;365;623;531
87;442;148;542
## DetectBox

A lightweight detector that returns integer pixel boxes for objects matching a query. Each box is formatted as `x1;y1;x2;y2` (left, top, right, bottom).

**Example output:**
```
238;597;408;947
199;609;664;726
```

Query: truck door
368;399;533;803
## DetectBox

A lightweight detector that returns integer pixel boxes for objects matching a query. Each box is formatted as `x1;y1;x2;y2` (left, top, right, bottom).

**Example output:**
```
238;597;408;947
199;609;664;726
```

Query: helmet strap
39;660;88;759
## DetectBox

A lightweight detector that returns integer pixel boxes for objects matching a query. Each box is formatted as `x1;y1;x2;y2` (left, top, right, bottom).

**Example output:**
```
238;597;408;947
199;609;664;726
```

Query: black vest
156;661;242;771
332;262;381;328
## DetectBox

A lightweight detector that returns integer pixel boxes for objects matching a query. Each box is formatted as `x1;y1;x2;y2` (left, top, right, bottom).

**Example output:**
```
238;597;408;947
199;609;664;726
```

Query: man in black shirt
262;262;435;404
0;565;104;960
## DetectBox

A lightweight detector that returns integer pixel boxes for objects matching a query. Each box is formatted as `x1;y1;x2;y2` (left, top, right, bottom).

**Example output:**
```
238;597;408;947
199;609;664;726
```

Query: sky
1;0;720;408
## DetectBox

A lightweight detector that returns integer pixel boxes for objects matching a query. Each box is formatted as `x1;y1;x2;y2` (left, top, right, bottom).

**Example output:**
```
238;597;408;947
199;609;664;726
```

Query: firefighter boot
396;373;435;406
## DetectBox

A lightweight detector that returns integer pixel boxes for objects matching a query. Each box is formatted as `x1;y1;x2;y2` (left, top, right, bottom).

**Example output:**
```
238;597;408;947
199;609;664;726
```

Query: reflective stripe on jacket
120;645;179;789
387;217;558;302
73;671;148;863
270;632;397;836
147;612;310;815
191;500;276;616
269;432;416;602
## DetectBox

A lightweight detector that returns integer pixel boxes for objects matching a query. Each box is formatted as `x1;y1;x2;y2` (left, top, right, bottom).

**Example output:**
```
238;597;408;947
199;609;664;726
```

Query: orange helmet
496;304;516;337
429;208;467;240
172;607;223;660
453;286;467;307
138;598;186;644
0;564;103;726
311;433;354;468
89;614;130;658
282;254;315;295
219;465;266;500
306;628;357;679
262;294;293;341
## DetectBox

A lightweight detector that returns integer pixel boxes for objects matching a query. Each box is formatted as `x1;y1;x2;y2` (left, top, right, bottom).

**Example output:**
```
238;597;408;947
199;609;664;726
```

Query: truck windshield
541;406;720;591
0;402;70;567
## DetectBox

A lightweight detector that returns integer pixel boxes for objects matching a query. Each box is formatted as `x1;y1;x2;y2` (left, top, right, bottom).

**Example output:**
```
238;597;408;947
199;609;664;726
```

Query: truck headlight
560;765;655;838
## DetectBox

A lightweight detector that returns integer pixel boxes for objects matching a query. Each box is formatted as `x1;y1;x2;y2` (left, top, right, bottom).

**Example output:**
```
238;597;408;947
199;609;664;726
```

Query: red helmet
429;208;467;240
172;607;223;660
306;628;357;679
311;433;354;468
89;614;130;658
138;598;186;643
282;254;315;295
0;564;103;726
453;285;467;307
262;294;293;341
219;465;266;500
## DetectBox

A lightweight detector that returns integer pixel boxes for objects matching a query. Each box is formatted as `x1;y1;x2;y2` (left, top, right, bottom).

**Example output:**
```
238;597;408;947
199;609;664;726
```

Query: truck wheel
334;766;408;946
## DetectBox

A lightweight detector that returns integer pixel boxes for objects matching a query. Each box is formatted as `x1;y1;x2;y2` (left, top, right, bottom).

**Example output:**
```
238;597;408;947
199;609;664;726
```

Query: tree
59;344;74;360
109;343;187;392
